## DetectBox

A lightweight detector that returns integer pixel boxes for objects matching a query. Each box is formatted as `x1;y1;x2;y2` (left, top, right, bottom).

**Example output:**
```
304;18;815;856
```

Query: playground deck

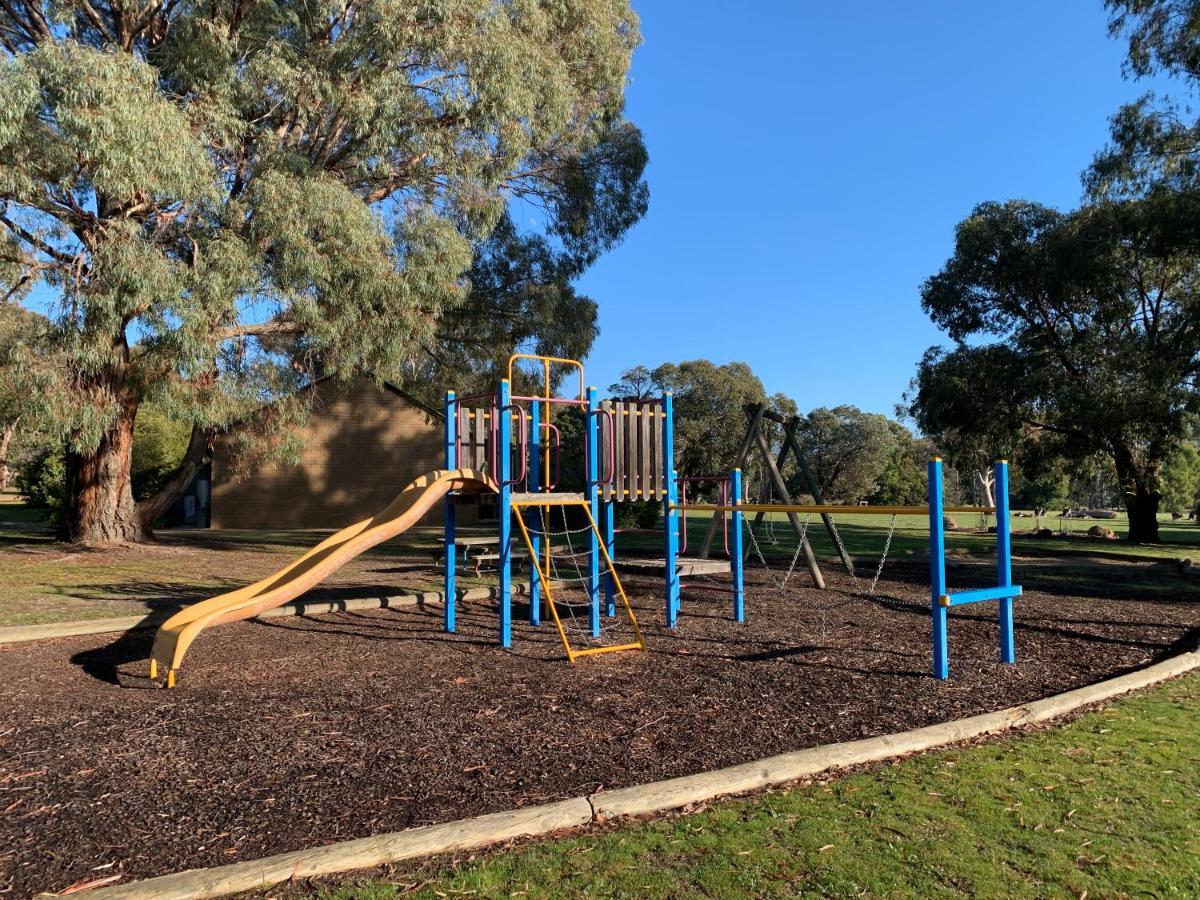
1;557;1197;896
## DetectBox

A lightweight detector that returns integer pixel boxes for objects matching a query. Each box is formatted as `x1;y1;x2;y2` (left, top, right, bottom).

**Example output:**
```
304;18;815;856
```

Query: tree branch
214;320;305;340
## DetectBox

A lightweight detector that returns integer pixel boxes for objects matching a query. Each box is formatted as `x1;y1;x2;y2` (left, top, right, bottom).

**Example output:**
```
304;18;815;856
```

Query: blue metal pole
996;459;1016;665
603;500;616;616
586;386;601;636
443;391;457;633
929;458;949;679
663;393;680;626
498;379;512;647
731;468;744;623
528;397;541;626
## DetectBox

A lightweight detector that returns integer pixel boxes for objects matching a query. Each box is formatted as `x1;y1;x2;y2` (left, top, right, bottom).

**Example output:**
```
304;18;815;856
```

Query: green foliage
910;196;1200;541
15;445;64;510
1012;468;1070;514
1160;441;1200;514
613;500;660;529
867;423;930;506
131;406;192;500
608;365;656;401
0;0;644;539
1089;1;1200;198
794;405;896;502
650;360;769;482
16;404;195;511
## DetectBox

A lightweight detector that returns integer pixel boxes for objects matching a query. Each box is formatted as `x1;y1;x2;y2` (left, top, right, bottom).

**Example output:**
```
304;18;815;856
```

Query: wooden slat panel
600;401;612;501
652;408;662;501
614;401;625;502
639;404;651;501
624;402;638;500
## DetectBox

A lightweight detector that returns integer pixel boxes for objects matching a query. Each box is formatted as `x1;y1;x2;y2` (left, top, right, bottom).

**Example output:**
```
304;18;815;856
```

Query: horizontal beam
675;504;997;516
939;585;1023;607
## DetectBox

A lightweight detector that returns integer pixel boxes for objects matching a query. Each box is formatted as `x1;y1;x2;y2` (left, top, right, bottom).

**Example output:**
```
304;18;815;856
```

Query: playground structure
148;352;1020;685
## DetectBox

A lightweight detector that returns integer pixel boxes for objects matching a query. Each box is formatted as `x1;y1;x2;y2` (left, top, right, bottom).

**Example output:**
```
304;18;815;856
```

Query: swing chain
865;514;898;596
743;513;810;590
830;513;897;597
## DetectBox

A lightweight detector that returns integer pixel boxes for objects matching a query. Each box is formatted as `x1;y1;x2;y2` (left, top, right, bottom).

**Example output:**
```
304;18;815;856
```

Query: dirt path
1;559;1196;896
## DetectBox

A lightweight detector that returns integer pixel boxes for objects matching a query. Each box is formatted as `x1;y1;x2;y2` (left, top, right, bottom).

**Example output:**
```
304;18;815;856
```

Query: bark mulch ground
1;556;1197;896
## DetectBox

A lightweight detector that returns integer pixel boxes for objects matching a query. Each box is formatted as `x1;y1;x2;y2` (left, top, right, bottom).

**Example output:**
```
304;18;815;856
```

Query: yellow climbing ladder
510;497;645;661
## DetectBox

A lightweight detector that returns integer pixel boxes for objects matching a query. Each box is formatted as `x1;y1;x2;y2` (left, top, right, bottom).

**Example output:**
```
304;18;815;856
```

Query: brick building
209;376;476;530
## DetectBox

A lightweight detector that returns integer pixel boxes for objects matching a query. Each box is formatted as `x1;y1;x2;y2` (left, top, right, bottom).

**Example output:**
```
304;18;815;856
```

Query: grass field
303;671;1200;899
648;508;1200;564
0;497;1197;627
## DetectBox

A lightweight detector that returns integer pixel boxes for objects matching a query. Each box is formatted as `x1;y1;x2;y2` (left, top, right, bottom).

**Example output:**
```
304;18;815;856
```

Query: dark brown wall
210;379;459;530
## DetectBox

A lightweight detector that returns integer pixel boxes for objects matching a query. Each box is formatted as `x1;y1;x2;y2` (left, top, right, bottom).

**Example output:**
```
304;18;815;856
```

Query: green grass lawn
650;509;1200;565
304;672;1200;899
0;516;497;628
0;494;1196;628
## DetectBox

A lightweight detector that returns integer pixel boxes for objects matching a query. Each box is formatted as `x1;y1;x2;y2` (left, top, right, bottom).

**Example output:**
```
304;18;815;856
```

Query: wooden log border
0;584;533;647
62;645;1200;900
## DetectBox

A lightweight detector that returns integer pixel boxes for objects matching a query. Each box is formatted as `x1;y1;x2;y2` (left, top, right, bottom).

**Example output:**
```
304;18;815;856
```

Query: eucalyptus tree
910;197;1200;543
0;0;641;542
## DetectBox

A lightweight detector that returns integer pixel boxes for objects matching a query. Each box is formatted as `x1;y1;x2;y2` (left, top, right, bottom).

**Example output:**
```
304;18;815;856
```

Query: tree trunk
136;424;211;527
1113;443;1161;544
0;423;13;493
1125;486;1161;544
975;469;995;508
60;399;148;544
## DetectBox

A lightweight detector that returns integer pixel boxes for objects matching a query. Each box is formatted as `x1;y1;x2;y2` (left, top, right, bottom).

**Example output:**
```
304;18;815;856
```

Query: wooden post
753;427;825;589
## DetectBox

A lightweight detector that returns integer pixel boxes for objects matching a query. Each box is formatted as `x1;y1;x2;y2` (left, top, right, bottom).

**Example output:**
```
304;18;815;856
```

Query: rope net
514;503;644;659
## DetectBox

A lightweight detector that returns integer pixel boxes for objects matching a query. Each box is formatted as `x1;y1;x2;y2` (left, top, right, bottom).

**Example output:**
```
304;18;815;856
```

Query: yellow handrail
675;504;997;516
507;353;585;402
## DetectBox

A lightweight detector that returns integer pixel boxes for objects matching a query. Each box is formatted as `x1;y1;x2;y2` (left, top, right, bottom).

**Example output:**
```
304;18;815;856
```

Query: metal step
509;492;586;505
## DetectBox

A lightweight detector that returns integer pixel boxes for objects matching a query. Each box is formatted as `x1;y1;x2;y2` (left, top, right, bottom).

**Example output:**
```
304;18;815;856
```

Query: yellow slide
150;468;496;687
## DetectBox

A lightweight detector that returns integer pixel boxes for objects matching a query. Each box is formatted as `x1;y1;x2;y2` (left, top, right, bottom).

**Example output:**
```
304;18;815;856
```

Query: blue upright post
498;379;512;647
586;386;601;637
527;398;541;626
731;468;745;623
443;391;457;633
528;398;542;624
663;393;681;626
929;457;949;679
603;500;616;616
996;459;1016;664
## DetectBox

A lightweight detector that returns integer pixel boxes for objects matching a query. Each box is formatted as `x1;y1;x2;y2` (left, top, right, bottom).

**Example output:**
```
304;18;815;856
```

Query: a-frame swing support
698;403;856;585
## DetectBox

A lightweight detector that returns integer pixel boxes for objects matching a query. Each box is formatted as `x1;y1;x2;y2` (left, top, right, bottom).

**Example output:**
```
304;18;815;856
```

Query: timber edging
51;645;1200;900
0;584;531;646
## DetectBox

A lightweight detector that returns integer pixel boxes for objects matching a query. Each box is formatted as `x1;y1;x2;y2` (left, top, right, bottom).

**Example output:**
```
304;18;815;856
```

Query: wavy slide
150;468;497;687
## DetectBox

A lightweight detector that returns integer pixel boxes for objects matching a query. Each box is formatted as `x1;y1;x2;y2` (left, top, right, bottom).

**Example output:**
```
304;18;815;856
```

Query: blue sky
574;1;1168;415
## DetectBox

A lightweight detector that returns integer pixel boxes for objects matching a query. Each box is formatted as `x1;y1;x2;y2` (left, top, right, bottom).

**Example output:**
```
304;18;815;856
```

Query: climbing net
515;503;643;657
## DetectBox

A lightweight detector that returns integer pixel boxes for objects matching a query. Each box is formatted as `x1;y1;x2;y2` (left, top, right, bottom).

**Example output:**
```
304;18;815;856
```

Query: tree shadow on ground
70;627;156;687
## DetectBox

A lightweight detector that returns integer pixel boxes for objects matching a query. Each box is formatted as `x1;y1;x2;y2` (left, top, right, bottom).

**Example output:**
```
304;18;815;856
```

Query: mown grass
306;672;1200;899
1;494;1195;628
645;509;1200;565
